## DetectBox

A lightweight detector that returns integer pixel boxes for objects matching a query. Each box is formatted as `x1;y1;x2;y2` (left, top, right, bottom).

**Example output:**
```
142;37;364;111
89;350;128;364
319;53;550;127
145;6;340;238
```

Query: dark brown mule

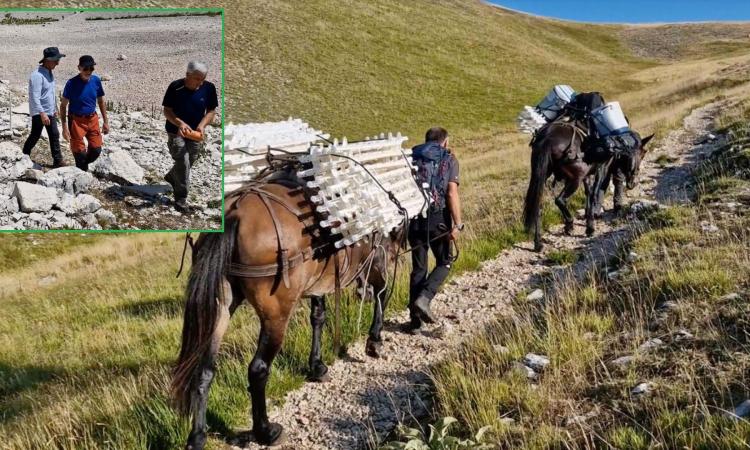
523;119;653;251
171;171;404;449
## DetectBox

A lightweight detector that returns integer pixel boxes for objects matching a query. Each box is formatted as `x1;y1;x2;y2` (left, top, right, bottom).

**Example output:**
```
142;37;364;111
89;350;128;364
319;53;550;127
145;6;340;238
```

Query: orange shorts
69;113;103;153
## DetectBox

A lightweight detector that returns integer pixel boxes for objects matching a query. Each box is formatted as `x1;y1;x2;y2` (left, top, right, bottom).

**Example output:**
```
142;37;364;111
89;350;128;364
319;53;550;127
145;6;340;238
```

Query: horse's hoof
564;225;574;236
586;227;595;237
185;432;207;450
365;339;383;358
254;423;285;446
613;205;623;214
534;243;544;252
308;363;330;382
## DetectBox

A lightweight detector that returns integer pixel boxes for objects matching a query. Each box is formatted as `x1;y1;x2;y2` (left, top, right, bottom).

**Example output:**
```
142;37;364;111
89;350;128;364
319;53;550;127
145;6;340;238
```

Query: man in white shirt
23;47;66;168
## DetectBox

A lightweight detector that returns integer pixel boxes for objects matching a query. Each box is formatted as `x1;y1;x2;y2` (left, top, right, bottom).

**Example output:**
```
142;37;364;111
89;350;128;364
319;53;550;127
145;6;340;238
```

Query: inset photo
0;9;223;231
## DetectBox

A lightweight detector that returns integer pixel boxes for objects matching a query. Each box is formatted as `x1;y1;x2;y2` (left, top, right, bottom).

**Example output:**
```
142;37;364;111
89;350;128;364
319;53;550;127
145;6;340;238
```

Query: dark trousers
408;219;453;322
166;134;202;200
22;114;62;164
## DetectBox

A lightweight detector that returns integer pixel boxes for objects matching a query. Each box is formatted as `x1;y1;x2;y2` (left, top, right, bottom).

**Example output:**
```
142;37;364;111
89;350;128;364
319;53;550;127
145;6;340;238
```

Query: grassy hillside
1;1;750;449
431;102;750;448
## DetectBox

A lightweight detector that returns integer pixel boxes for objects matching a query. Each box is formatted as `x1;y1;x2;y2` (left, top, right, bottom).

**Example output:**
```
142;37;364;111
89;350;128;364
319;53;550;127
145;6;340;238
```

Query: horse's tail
170;217;238;415
523;142;551;233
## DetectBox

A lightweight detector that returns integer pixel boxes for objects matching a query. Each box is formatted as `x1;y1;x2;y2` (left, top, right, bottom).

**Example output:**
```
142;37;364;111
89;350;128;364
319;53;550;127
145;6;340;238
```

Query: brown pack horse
523;118;653;251
170;170;404;449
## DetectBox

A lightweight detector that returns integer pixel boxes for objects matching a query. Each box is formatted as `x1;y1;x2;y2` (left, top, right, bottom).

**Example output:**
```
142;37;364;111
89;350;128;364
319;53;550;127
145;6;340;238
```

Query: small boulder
526;289;544;301
116;54;127;61
638;338;664;352
631;382;654;396
91;149;145;185
95;208;117;226
524;353;550;372
12;181;58;213
510;362;537;380
40;166;94;194
610;355;634;368
74;194;101;214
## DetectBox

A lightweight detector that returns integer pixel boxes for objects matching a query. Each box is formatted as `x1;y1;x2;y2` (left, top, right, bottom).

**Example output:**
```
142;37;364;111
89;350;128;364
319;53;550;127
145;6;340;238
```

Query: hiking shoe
174;198;189;212
400;319;425;336
52;160;67;168
412;294;436;324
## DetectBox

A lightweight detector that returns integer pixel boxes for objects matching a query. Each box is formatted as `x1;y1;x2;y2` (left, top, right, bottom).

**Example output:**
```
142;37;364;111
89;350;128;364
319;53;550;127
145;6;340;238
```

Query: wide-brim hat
39;47;65;64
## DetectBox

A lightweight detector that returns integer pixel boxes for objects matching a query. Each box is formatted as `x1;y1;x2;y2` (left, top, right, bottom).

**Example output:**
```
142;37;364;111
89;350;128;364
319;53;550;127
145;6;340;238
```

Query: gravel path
227;101;728;450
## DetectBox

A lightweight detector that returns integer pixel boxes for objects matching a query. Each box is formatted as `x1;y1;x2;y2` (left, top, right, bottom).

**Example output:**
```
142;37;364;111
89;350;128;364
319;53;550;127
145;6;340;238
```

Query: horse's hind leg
555;179;580;235
186;279;239;450
365;263;389;359
307;295;329;382
247;294;293;445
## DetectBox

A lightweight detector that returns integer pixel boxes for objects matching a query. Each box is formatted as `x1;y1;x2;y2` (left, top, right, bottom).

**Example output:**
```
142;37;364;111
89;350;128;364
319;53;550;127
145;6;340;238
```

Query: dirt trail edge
230;100;728;450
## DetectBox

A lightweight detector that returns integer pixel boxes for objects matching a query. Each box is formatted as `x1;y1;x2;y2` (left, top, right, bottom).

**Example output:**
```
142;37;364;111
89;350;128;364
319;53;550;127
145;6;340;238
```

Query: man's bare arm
163;106;191;136
60;97;70;141
97;96;109;134
447;181;462;239
196;109;216;133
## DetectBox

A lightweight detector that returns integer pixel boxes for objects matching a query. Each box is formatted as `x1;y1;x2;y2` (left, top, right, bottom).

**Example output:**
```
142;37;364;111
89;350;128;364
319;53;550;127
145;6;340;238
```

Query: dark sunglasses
81;66;95;72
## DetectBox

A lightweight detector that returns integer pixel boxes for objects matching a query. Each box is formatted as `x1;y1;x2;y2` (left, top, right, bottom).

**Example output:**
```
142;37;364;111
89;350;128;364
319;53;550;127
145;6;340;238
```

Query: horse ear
641;134;655;149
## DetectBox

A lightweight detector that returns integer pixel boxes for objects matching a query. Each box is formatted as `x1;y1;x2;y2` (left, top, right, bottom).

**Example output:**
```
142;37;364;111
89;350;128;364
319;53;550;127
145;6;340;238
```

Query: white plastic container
591;102;629;136
536;85;576;121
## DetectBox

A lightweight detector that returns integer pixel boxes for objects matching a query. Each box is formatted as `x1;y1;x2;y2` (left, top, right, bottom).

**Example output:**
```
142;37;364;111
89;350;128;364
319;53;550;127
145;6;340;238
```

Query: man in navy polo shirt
162;60;218;211
60;55;109;172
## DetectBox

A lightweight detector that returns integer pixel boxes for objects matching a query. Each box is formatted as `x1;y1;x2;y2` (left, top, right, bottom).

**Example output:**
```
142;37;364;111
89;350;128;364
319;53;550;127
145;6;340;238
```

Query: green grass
1;1;750;449
0;233;102;269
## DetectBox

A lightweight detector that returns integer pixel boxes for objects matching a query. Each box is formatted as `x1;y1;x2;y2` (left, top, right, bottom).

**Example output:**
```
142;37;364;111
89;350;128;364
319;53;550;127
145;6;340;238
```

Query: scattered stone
510;362;537;380
498;417;515;426
39;166;94;195
718;293;741;302
638;338;664;352
526;289;544;301
674;329;694;342
657;301;679;311
523;353;550;372
100;75;111;82
11;102;29;115
701;222;719;233
631;382;654;396
627;251;639;262
74;194;102;214
610;355;634;368
117;53;127;61
12;181;58;212
22;168;44;182
630;199;661;216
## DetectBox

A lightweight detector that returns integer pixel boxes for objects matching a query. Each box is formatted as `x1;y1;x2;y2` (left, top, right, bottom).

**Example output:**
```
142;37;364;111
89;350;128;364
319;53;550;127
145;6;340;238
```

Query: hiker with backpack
404;127;463;334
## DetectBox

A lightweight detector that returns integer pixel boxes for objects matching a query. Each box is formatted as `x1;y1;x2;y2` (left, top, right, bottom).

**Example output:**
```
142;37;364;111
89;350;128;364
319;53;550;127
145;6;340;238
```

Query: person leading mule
405;126;463;333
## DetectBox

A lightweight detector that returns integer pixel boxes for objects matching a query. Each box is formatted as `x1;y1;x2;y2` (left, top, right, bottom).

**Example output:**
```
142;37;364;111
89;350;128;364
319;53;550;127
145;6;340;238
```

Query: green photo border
0;6;225;234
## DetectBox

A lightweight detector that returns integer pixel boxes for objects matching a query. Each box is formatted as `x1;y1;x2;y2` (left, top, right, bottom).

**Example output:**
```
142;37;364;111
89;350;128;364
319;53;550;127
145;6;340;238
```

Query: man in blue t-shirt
60;55;109;172
162;60;218;211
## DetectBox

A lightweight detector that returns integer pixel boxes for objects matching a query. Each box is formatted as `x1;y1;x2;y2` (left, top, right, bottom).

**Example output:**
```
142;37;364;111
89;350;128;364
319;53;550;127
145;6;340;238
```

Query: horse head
622;133;654;190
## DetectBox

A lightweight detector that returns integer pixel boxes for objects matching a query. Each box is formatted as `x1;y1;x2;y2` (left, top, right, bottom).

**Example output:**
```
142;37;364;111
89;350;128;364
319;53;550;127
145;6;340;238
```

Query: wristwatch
455;223;465;231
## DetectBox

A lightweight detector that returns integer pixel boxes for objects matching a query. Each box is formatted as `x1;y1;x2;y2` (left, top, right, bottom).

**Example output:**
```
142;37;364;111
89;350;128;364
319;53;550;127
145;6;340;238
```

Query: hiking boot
52;160;67;168
400;319;425;336
174;198;189;212
412;294;436;324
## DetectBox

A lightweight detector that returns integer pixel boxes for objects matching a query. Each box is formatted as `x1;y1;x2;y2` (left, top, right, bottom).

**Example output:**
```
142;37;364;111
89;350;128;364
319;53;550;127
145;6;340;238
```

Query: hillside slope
1;1;750;449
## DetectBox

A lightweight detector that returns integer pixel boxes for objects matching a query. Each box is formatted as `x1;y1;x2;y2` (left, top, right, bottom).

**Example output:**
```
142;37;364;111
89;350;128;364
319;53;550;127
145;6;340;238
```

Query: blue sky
489;1;750;24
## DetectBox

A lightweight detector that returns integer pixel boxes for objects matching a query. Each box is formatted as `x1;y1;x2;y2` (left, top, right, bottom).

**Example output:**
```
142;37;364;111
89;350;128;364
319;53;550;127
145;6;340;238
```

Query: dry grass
0;1;749;449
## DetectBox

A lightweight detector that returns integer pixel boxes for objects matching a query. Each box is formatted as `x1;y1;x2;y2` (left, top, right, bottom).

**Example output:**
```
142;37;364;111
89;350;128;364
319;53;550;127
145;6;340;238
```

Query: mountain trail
229;100;729;450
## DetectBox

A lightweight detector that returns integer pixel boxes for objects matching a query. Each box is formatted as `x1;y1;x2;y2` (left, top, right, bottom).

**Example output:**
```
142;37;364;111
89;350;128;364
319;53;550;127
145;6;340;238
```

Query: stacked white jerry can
298;133;425;248
590;101;630;136
223;118;328;193
517;85;577;134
